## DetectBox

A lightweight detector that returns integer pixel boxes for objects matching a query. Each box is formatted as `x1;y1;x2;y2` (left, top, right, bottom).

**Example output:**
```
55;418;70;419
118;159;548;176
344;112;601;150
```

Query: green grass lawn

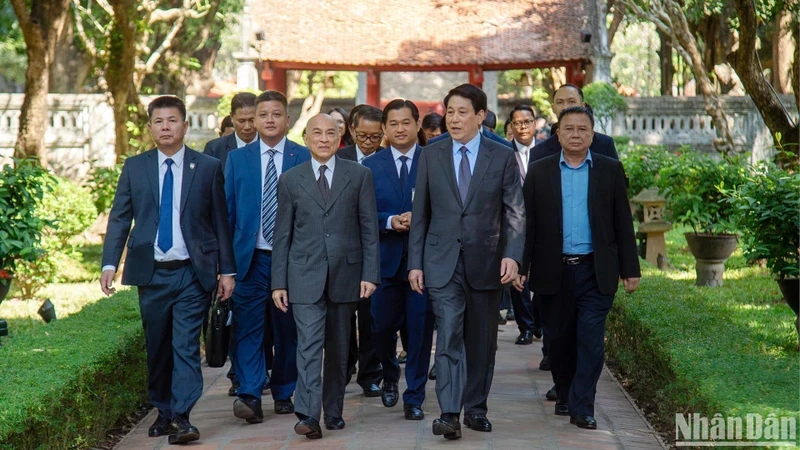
608;226;799;441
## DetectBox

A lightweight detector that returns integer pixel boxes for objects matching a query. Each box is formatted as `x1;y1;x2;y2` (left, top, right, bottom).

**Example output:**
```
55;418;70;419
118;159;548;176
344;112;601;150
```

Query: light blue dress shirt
560;150;593;255
452;132;481;184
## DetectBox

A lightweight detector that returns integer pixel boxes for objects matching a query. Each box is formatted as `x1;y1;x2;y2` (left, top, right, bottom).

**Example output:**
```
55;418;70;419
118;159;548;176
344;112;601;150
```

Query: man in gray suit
272;113;380;439
100;96;236;445
408;84;525;440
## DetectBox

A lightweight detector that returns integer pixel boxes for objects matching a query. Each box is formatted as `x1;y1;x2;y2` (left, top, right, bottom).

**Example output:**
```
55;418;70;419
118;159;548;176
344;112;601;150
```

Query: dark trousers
428;254;502;415
539;261;614;416
227;301;273;386
293;292;358;422
508;280;540;333
371;265;435;406
347;298;382;388
232;251;296;400
138;265;209;418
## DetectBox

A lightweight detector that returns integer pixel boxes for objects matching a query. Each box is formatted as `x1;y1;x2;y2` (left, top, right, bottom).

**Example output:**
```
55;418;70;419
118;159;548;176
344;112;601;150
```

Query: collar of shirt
559;149;593;169
390;145;416;162
235;132;258;149
452;131;481;157
157;146;186;168
514;139;534;155
355;145;367;162
260;136;286;155
311;155;336;178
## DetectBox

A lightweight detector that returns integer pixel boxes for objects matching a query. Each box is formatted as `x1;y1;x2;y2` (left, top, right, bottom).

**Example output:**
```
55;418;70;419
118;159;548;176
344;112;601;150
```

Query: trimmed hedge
607;261;799;435
0;290;147;449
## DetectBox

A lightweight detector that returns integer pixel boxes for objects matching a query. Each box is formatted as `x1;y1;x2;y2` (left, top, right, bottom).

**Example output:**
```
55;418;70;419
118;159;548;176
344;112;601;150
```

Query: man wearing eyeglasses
338;105;384;164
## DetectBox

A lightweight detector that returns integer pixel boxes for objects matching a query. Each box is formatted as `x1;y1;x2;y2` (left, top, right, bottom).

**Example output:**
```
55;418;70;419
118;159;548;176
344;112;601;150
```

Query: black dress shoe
505;310;515;321
539;356;551;371
295;417;323;439
398;351;408;364
233;395;264;424
274;398;294;414
545;385;558;401
362;383;382;397
571;415;598;429
324;417;345;430
403;404;424;420
381;381;399;407
515;329;534;345
498;312;507;325
148;415;173;437
555;403;570;416
463;412;492;432
428;364;436;380
532;326;543;339
432;413;461;440
228;383;239;397
168;414;199;445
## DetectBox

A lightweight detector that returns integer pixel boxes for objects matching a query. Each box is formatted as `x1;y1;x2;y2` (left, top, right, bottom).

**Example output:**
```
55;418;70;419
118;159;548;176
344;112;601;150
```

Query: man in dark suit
364;99;435;421
408;84;526;440
100;96;236;445
272;113;380;439
337;104;384;396
223;90;310;424
520;106;640;430
531;84;618;162
203;92;258;170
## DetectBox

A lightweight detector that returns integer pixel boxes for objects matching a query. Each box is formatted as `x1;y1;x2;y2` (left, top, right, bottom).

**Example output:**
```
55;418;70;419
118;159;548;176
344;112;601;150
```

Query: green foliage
0;0;25;90
610;21;661;96
0;290;147;449
86;162;124;214
618;144;677;198
216;88;260;118
583;81;627;132
606;229;798;435
726;163;800;279
291;71;358;99
0;159;53;275
529;88;553;120
656;151;748;235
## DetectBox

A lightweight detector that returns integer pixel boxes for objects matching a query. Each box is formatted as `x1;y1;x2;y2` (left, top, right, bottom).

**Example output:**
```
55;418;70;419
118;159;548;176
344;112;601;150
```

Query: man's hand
360;281;377;298
399;211;412;228
409;269;425;294
513;275;527;292
391;215;409;232
622;277;641;294
273;289;289;312
500;258;519;284
217;275;235;301
100;269;116;296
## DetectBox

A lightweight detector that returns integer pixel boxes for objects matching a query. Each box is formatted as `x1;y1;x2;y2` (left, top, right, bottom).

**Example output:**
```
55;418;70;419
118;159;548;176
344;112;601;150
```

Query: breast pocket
484;169;504;179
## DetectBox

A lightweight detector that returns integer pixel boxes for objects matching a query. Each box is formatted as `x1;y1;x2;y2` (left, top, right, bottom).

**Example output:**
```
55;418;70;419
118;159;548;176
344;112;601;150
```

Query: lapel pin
190;162;196;170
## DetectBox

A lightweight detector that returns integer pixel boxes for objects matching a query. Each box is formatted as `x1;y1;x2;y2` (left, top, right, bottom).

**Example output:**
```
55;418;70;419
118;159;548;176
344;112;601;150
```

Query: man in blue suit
364;99;435;421
224;90;311;423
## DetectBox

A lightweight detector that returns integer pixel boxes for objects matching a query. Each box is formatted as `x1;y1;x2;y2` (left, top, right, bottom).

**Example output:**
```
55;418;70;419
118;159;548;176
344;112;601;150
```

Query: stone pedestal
632;188;673;269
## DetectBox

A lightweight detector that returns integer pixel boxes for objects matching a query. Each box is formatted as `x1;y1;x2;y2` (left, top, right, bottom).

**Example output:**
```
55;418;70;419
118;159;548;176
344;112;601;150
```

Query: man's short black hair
554;83;584;101
255;90;288;111
148;96;186;122
482;110;497;129
421;112;442;131
557;106;595;128
350;105;382;128
230;92;257;116
382;99;420;124
509;104;537;120
220;115;233;133
444;83;487;115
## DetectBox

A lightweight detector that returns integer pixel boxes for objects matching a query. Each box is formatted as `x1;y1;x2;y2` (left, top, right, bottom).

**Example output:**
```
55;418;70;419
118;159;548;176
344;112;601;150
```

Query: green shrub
85;162;123;214
583;81;627;132
618;144;676;198
0;290;147;450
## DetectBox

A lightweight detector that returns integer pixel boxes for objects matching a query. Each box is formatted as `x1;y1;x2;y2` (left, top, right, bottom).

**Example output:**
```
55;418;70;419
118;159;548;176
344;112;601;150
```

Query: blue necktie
399;155;409;191
262;149;278;244
157;158;174;252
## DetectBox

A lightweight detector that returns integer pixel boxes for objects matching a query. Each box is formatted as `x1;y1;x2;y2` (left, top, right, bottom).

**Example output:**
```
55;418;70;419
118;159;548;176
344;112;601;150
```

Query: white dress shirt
386;146;416;230
234;132;258;149
311;155;336;186
514;139;534;177
256;137;286;251
355;145;370;164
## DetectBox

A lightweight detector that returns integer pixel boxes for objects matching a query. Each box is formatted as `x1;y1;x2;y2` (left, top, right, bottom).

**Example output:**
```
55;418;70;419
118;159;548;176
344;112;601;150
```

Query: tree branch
148;6;208;25
143;15;185;77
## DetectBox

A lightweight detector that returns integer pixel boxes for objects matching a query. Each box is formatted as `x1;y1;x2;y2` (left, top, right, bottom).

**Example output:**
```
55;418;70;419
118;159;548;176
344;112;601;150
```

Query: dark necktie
157;158;174;252
458;146;471;204
261;149;277;244
399;155;409;191
318;165;330;201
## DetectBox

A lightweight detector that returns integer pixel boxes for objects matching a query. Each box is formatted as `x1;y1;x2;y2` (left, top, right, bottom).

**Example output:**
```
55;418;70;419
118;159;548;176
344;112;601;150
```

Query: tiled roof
252;0;593;68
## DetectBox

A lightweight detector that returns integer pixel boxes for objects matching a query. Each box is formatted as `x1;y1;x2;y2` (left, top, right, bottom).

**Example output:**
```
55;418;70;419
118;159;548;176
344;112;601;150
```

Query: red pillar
565;61;586;87
468;66;484;88
366;69;381;106
261;64;287;93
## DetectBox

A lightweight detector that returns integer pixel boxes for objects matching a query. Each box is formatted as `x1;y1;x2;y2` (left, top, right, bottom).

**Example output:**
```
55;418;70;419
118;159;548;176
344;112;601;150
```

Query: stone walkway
116;321;664;449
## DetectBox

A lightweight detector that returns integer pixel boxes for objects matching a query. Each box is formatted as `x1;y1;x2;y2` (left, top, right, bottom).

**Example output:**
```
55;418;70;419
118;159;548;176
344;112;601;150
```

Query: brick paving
115;321;664;450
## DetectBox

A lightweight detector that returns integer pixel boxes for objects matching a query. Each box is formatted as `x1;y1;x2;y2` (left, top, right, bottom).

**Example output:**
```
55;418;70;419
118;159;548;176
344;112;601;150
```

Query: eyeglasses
355;132;384;143
512;120;534;129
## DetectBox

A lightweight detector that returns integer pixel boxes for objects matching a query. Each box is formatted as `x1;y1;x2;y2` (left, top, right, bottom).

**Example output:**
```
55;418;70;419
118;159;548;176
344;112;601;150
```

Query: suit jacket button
324;213;329;217
323;257;328;261
325;233;330;238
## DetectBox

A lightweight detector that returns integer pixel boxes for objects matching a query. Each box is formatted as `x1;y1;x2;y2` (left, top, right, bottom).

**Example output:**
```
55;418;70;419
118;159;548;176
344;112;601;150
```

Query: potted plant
726;162;799;322
656;151;747;286
0;158;52;301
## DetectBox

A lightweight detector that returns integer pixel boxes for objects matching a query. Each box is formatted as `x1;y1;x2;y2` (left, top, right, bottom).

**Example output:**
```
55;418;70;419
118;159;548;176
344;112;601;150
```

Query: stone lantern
632;188;672;268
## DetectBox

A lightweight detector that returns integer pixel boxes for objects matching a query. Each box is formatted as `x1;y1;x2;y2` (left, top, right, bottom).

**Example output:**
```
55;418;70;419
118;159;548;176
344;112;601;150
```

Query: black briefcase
205;292;231;367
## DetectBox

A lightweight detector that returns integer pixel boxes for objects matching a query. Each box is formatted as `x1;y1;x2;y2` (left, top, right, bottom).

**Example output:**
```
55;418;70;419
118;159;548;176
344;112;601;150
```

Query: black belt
154;259;191;270
561;253;593;265
256;249;272;256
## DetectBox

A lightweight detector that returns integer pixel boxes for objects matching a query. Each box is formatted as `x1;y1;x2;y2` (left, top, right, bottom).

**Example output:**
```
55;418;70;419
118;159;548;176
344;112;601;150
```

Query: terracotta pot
684;233;738;287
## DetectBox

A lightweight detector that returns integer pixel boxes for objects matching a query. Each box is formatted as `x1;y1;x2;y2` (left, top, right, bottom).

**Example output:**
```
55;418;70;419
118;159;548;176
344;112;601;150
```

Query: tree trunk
49;16;92;93
590;0;613;83
729;0;799;169
658;30;675;96
772;11;795;94
107;0;141;161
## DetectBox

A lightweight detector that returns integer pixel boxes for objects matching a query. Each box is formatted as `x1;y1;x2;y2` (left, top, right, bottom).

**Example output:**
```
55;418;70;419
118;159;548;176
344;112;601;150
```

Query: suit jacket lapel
180;148;197;216
381;151;403;200
145;150;160;208
587;155;601;231
324;157;351;212
246;143;262;197
436;140;461;206
463;141;494;210
282;142;300;171
297;161;326;209
225;134;237;152
548;157;563;231
404;145;421;207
